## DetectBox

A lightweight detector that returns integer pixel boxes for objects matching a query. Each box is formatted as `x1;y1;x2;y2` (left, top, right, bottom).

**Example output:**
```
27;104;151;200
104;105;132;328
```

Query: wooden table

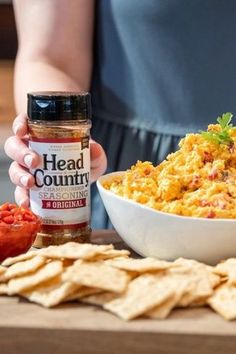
0;230;236;354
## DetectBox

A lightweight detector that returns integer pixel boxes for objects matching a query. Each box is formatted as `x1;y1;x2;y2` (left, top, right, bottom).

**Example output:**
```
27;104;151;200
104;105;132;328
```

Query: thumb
90;140;107;182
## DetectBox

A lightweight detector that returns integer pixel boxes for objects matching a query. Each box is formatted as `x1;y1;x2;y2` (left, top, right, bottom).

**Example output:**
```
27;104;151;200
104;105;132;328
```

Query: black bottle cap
27;91;91;121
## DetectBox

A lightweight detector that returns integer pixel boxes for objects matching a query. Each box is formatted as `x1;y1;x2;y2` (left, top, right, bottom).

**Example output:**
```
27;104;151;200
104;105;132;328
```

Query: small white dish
97;172;236;264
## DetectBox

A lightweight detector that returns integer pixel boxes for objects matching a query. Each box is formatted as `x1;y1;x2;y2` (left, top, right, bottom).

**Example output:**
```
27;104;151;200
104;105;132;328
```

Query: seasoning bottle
27;92;92;247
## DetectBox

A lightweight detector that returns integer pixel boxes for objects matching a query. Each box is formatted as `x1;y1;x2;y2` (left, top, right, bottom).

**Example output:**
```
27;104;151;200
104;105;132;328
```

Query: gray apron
91;0;236;228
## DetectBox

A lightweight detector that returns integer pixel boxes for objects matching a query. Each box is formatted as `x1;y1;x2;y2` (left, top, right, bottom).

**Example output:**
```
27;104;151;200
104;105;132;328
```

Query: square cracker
106;257;172;273
8;260;63;295
173;258;220;288
92;249;130;261
145;294;180;319
173;258;210;274
214;259;236;285
81;291;119;306
63;261;130;293
177;273;213;307
4;256;46;280
0;266;6;275
2;250;38;267
21;276;79;308
169;258;220;306
104;274;176;321
145;277;188;319
0;266;6;283
41;242;114;261
65;287;103;302
0;283;9;295
208;284;236;320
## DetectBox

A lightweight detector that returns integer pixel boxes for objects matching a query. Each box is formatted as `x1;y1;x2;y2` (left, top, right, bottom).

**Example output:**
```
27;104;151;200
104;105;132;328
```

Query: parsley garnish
200;112;234;145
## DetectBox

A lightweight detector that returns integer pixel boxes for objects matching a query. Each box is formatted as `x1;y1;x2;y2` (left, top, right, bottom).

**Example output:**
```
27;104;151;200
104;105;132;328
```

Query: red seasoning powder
27;92;92;247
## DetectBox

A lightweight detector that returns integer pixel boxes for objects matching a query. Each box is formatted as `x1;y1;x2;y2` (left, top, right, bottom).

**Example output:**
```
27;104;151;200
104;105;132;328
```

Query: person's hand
4;114;107;207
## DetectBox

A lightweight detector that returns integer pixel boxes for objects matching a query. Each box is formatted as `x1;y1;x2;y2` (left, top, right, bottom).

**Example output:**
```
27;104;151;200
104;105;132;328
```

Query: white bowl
97;172;236;264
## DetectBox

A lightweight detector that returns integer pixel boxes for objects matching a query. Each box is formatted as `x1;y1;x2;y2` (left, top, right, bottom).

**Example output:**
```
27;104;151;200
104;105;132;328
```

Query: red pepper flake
207;210;216;218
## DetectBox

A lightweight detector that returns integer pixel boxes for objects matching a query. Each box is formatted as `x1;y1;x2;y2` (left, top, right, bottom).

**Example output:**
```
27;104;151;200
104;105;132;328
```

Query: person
4;0;236;229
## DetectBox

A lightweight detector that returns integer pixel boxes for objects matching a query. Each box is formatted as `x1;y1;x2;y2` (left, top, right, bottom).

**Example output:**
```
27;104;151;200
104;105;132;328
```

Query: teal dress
91;0;236;228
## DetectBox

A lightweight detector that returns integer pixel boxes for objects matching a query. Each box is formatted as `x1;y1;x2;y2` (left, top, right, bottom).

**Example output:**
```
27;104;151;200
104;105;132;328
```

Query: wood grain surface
0;60;15;123
0;230;236;354
0;60;15;204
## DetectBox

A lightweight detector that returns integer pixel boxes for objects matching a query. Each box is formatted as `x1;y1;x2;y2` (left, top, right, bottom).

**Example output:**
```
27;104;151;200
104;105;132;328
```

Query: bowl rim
97;171;236;223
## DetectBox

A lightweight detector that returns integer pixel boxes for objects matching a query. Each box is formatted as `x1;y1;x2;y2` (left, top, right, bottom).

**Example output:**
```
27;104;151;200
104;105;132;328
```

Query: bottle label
29;136;90;229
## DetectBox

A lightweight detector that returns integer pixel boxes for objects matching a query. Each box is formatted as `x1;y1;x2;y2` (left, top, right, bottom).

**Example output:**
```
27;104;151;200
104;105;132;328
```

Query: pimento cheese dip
103;123;236;219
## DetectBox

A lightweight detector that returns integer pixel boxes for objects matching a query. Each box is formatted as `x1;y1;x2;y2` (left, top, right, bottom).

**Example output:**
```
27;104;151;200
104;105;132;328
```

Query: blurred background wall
0;0;17;203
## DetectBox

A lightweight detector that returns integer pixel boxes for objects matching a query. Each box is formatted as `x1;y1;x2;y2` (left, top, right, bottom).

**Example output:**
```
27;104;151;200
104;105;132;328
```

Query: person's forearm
13;0;94;114
14;57;90;114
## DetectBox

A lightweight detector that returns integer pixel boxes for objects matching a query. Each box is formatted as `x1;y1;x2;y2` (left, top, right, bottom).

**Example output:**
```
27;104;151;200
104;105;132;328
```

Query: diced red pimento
217;200;226;210
3;215;14;224
0;203;38;225
201;199;226;210
203;151;213;164
23;213;35;222
200;200;212;207
206;210;216;218
189;175;201;189
0;202;41;262
0;211;11;218
208;168;218;180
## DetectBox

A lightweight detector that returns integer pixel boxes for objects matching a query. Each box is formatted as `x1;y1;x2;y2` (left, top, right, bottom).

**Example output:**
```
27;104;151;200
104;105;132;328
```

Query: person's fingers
14;186;30;207
4;136;40;169
90;141;107;182
12;113;28;137
9;161;35;188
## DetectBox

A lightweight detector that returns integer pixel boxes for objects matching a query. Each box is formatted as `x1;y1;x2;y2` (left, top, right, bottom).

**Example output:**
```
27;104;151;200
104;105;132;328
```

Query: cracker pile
0;242;235;321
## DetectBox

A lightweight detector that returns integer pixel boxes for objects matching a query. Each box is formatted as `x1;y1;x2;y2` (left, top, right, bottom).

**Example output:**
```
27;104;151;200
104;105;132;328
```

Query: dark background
0;2;17;59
